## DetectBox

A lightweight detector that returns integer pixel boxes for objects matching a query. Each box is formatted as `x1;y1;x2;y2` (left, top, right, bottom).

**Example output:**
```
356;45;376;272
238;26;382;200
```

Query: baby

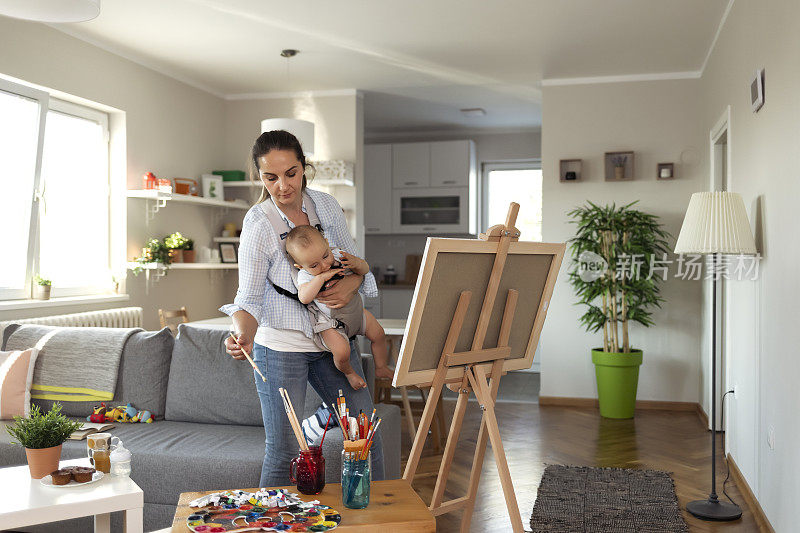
285;225;391;390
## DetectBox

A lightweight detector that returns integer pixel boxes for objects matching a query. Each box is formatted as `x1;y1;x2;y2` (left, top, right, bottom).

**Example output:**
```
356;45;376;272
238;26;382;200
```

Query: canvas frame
393;237;564;388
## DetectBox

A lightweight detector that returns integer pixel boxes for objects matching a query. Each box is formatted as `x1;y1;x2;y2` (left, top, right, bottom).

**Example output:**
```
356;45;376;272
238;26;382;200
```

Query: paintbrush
229;333;266;382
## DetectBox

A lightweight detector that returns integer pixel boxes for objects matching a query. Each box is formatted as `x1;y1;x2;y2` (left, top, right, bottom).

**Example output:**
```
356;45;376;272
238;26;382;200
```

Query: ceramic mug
87;433;119;462
198;246;212;263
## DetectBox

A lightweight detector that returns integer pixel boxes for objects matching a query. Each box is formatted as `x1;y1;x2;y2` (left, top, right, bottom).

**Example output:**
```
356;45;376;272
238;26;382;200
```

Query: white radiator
1;307;143;329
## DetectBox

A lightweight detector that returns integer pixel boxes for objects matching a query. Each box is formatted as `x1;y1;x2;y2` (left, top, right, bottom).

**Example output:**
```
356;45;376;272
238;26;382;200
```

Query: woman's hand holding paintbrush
226;332;266;382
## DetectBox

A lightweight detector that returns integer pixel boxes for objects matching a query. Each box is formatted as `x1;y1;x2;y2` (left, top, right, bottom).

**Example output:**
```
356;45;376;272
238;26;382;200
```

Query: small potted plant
164;232;188;263
182;238;195;263
612;155;627;180
568;201;670;418
131;238;172;275
6;403;84;478
33;276;51;300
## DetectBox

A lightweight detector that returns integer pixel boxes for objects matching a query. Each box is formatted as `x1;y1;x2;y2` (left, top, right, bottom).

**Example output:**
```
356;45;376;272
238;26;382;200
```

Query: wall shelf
219;181;259;188
127;189;249;225
127;261;237;294
213;237;241;243
559;159;582;182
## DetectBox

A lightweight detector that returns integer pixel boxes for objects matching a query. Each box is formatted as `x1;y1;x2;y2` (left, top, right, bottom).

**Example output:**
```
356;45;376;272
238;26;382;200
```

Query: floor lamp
674;191;756;521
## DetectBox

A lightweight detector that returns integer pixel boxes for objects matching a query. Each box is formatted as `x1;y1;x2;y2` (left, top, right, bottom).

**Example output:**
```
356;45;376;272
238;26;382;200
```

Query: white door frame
708;107;732;433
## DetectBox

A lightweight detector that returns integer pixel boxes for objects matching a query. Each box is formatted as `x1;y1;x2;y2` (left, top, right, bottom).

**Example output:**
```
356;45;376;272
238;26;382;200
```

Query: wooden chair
158;306;189;335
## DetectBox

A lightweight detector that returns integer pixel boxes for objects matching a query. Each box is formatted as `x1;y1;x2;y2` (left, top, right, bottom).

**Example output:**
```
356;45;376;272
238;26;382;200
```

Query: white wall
540;79;706;403
699;1;800;530
0;17;232;330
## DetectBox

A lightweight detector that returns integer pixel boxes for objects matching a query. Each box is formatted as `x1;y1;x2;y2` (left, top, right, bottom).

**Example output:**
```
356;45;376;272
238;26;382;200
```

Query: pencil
279;388;308;451
229;333;266;382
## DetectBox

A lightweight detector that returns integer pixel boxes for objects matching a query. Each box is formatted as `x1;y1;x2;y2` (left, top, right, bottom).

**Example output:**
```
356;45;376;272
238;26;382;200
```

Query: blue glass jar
341;450;371;509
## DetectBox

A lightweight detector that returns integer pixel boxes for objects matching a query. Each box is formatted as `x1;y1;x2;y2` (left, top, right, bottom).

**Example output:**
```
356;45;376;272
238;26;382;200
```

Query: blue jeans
252;340;385;487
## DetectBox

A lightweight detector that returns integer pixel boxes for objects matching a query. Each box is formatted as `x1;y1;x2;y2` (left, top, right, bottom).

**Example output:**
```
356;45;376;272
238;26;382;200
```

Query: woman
222;130;385;486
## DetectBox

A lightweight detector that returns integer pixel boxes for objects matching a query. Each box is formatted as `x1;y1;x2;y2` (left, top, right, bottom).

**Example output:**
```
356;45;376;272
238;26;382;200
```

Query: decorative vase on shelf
614;166;625;180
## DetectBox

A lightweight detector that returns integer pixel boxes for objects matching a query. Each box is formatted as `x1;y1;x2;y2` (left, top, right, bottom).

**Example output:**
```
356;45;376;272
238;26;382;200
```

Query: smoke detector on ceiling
460;108;486;117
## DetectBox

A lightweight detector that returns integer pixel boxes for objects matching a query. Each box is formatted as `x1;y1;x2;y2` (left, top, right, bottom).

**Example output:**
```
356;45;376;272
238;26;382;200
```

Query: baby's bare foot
346;373;367;390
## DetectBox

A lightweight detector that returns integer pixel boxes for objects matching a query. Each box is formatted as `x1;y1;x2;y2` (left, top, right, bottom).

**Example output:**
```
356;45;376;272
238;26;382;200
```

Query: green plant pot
591;348;643;419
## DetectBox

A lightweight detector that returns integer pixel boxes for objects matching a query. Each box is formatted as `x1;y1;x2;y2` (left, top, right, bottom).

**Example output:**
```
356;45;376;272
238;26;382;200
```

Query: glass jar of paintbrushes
279;387;326;494
334;390;381;509
342;448;370;509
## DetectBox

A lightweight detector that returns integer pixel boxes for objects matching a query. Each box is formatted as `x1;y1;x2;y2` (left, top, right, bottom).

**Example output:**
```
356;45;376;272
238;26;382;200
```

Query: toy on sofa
90;402;153;424
131;409;154;423
87;403;109;423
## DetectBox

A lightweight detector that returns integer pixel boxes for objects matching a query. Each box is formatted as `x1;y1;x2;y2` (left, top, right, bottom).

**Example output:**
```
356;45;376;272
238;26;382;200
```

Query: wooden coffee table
170;479;435;532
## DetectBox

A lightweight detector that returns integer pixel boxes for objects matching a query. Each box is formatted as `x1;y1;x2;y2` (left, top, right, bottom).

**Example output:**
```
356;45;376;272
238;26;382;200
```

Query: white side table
0;458;143;532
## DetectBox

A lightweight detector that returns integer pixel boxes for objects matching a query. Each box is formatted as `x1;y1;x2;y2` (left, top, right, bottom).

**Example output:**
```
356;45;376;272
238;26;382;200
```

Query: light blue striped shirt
220;189;378;339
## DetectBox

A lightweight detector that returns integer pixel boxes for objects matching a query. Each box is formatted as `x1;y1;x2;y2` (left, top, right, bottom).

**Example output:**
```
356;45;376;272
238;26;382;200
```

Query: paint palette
186;490;341;532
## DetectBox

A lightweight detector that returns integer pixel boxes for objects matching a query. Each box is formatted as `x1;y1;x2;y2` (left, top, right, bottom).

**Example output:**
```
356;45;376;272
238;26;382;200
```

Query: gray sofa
0;324;400;532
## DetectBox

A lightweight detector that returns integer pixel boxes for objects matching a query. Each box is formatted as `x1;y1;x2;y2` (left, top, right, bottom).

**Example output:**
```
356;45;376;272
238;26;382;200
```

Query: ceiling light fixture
260;118;315;158
281;49;299;58
0;0;100;23
460;108;487;117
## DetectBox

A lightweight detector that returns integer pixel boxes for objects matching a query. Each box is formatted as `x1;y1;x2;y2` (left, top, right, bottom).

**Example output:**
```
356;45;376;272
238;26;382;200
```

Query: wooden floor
401;399;762;532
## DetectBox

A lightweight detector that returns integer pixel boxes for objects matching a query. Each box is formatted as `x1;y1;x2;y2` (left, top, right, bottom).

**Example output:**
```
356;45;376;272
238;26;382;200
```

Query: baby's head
285;225;335;275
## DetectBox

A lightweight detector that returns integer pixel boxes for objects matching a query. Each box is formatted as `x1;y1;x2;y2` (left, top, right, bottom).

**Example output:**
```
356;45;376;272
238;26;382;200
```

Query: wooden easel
403;202;525;532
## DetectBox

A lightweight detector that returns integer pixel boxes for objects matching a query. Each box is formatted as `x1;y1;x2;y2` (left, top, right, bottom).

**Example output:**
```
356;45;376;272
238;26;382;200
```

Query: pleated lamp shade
260;118;314;158
674;191;757;255
0;0;100;22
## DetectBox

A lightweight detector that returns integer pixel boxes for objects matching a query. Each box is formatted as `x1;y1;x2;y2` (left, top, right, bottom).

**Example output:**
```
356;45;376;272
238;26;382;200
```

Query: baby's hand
338;251;356;270
321;268;343;281
375;365;395;380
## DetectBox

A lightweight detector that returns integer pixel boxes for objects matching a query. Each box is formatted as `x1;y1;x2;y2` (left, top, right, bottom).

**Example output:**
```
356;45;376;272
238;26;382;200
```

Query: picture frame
218;242;238;263
202;174;224;200
751;68;764;112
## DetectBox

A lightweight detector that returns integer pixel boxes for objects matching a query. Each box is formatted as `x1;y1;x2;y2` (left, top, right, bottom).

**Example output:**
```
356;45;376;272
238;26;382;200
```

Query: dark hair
250;130;315;203
285;225;325;263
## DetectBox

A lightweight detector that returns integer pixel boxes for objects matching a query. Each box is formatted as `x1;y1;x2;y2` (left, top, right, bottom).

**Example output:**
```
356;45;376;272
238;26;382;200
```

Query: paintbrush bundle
279;387;308;451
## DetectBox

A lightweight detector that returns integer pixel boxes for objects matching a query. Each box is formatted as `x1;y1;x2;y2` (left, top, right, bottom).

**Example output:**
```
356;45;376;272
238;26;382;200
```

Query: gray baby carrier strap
259;193;325;299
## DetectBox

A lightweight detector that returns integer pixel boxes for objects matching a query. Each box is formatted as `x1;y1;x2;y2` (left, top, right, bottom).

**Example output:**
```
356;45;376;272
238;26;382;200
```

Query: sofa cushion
165;325;263;426
25;327;174;419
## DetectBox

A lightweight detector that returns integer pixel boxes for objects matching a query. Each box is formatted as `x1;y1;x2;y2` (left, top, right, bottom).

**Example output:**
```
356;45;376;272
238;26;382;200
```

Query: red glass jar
290;445;325;495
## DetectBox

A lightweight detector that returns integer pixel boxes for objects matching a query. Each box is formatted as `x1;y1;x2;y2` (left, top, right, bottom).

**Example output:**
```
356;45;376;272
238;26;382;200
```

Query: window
480;161;542;241
0;78;111;300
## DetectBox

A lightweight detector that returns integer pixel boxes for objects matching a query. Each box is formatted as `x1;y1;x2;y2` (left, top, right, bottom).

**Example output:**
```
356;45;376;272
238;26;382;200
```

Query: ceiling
49;0;730;134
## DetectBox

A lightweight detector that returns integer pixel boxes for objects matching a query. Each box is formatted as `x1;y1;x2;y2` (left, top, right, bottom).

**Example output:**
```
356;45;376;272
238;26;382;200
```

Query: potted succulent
6;403;84;478
33;276;51;300
164;232;189;263
132;237;172;275
182;238;195;263
612;155;627;180
568;201;670;418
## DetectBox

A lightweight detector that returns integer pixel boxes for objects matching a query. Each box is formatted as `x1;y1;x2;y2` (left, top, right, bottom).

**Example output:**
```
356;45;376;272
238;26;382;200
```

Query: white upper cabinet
392;142;430;188
364;144;393;234
430;140;473;187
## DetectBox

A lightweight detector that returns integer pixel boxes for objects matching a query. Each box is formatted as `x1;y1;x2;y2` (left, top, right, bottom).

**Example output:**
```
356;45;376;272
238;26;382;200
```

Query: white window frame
479;159;542;235
0;77;111;301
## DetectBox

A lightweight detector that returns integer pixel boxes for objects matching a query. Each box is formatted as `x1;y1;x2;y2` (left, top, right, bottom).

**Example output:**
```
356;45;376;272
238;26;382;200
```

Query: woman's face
257;149;304;208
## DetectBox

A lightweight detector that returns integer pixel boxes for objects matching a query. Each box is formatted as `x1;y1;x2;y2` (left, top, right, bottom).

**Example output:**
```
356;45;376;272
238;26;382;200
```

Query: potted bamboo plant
568;202;670;418
6;403;84;478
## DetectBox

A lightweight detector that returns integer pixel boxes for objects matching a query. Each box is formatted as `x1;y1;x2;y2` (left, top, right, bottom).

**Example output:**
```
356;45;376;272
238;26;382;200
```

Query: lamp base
686;498;742;521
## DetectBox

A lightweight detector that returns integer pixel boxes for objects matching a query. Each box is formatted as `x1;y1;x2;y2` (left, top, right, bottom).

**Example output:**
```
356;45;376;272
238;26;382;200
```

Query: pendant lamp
0;0;100;22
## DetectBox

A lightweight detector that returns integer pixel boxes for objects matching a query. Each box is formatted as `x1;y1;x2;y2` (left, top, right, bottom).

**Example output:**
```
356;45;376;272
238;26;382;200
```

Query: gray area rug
530;465;689;532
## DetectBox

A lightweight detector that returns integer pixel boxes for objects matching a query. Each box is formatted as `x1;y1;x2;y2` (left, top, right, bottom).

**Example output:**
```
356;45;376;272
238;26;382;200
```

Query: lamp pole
686;252;741;521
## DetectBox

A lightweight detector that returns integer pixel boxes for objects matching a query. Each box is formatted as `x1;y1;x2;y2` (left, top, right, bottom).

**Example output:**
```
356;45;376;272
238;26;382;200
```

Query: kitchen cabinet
430;140;474;187
364;144;393;234
392;142;430;189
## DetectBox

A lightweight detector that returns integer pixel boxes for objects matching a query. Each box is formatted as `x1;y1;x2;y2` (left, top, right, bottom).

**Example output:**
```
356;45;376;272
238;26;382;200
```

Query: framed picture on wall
751;68;765;112
219;243;238;263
